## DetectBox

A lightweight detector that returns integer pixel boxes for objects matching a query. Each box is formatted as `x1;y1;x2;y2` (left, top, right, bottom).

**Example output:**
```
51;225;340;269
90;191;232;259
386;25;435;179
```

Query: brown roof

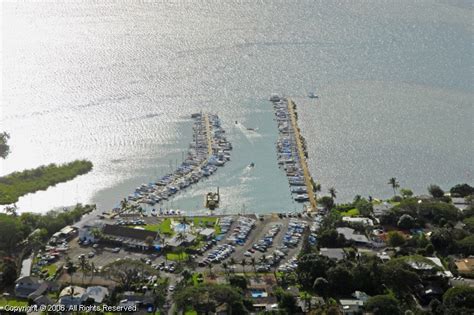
102;225;157;241
455;258;474;274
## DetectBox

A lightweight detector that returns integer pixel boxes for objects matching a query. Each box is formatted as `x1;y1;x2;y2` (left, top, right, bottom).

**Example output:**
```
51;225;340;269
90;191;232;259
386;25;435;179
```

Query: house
296;296;325;313
342;217;374;226
319;248;345;261
339;299;364;315
199;228;215;240
336;227;371;246
58;286;86;306
455;257;474;276
82;286;109;304
373;202;393;217
452;197;469;211
14;276;41;298
102;224;158;250
33;295;53;306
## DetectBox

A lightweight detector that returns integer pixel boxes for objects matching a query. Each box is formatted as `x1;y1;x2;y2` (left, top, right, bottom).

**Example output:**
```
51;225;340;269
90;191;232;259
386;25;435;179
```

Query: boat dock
271;95;317;211
203;113;213;156
287;98;317;211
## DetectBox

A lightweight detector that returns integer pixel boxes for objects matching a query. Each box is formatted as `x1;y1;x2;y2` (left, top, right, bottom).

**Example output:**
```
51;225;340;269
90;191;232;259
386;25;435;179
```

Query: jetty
287;98;317;211
271;96;317;211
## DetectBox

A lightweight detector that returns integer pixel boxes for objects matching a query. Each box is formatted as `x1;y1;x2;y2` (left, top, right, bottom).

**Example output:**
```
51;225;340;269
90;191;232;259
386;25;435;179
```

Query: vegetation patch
0;160;93;204
166;252;188;261
340;208;359;217
0;297;28;307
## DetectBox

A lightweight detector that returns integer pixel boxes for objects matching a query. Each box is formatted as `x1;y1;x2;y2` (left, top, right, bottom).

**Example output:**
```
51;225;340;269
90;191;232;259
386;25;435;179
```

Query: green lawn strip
185;309;198;315
340;208;359;217
42;263;58;277
143;218;173;235
166;252;188;261
0;297;28;307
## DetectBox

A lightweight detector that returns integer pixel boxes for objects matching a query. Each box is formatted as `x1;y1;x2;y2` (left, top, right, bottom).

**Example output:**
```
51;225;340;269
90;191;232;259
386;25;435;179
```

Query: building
455;257;474;276
336;227;371;246
102;224;159;250
319;248;345;261
14;276;41;298
58;286;86;306
373;202;393;217
199;228;215;240
339;299;364;315
167;234;197;248
82;286;109;304
51;225;77;243
342;217;374;226
452;197;469;211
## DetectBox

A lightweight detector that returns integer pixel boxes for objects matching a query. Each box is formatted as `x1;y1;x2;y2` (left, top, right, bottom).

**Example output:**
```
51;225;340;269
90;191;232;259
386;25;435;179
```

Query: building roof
83;286;109;303
59;286;86;299
319;248;345;261
167;234;197;247
455;258;474;273
340;299;364;306
15;276;39;285
102;224;157;241
342;217;374;226
336;227;370;244
373;203;393;216
199;228;215;237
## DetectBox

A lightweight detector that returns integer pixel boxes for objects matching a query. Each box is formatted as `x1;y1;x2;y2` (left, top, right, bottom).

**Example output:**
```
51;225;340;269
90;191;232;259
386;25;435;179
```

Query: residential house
297;296;325;313
58;286;86;306
342;217;374;226
455;257;474;277
336;227;371;246
82;286;109;304
373;202;393;217
319;248;345;261
452;197;469;211
339;299;364;315
14;276;41;298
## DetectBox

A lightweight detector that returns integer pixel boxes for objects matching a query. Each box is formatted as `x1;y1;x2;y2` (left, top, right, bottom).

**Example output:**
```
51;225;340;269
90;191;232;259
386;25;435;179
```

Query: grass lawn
340;208;359;217
0;297;28;307
166;252;189;261
42;263;58;277
185;310;198;315
143;218;173;235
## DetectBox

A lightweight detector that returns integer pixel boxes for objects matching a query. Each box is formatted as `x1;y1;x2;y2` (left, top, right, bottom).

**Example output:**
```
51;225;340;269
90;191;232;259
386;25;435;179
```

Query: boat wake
235;122;262;142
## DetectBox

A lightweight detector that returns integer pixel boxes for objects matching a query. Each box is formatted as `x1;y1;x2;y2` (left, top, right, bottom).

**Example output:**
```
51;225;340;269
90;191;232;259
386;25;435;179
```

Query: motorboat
308;92;318;99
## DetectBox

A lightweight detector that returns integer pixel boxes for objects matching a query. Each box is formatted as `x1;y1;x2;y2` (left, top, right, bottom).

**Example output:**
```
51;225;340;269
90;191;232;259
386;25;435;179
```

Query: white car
244;251;252;257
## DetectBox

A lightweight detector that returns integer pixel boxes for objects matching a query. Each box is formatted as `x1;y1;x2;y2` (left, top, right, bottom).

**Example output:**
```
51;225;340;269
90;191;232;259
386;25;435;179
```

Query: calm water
2;0;473;213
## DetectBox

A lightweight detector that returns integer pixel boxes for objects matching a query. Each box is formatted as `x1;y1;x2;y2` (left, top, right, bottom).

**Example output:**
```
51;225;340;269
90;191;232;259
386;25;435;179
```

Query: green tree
277;291;298;314
319;196;334;210
0;214;26;254
102;258;158;290
313;277;329;297
381;260;421;297
400;188;414;199
296;254;331;290
397;214;416;229
327;265;354;295
387;231;405;247
78;255;90;285
443;286;474;313
328;187;337;200
0;132;10;159
240;258;247;275
428;184;445;198
450;184;474;197
365;295;400;315
388;177;400;197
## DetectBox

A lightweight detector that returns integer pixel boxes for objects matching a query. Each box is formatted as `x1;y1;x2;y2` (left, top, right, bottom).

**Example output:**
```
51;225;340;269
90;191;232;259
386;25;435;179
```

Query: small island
0;160;93;205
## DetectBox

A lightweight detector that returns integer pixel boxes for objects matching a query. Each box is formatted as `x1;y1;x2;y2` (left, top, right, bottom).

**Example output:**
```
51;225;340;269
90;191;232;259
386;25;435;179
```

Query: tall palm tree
240;258;247;275
89;262;96;283
65;257;77;286
313;182;322;195
222;262;229;280
78;255;90;285
229;257;236;274
328;187;337;200
250;257;257;275
388;177;400;197
207;261;214;277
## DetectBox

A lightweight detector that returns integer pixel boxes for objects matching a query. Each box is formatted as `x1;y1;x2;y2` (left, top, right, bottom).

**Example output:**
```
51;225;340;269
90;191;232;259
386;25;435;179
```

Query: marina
122;113;231;212
271;96;317;211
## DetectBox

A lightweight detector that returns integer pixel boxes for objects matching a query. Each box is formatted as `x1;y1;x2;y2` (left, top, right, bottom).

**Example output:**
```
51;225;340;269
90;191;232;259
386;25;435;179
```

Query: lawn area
42;263;58;277
0;297;28;307
192;273;205;286
166;252;189;261
143;218;173;235
340;208;359;217
185;310;198;315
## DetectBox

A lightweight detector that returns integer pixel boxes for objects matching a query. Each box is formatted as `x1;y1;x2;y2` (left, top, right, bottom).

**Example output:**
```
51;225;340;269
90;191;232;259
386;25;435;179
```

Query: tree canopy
366;295;400;315
0;132;10;159
0;160;93;204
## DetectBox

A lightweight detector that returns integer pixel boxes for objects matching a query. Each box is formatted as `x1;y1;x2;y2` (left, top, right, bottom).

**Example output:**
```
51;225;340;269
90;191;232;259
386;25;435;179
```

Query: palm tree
240;258;247;275
328;187;337;200
222;262;229;280
313;182;321;195
78;255;90;285
4;204;18;216
259;255;268;267
176;233;187;260
229;257;236;274
207;261;214;277
120;198;128;210
145;236;154;250
89;262;96;283
388;177;400;197
65;257;77;285
250;257;257;275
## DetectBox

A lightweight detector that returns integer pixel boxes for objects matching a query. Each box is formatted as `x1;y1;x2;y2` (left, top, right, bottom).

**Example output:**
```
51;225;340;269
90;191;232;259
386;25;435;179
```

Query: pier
288;98;316;211
287;98;317;211
203;113;213;156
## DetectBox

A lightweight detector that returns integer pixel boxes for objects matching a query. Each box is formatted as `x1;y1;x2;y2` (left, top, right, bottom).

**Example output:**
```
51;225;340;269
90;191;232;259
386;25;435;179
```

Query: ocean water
1;0;473;213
